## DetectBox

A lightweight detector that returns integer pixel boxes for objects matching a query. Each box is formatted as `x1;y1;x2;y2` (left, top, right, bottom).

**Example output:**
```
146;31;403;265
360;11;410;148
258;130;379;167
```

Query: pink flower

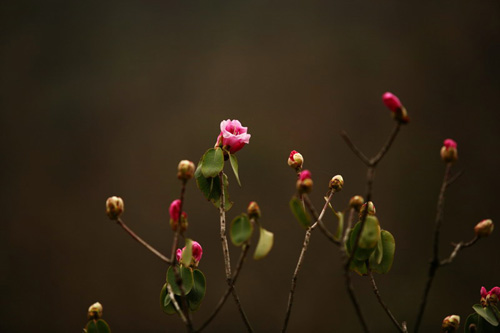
215;119;251;154
176;241;203;265
491;287;500;297
382;92;402;112
480;286;500;306
169;199;181;222
299;170;312;181
481;286;488;298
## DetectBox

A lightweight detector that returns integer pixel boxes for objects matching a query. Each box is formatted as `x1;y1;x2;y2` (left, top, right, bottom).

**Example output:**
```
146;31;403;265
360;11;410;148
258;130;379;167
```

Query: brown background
1;0;499;332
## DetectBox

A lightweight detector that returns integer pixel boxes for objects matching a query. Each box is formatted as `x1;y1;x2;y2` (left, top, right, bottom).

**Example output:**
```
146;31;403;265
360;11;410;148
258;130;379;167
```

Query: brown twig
302;192;340;245
368;269;407;332
115;218;171;264
197;243;251;332
282;191;337;332
218;171;253;332
440;236;479;266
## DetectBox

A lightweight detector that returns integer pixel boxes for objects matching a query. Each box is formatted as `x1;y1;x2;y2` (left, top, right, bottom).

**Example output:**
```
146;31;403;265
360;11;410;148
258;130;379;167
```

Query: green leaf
167;265;194;296
181;239;192;266
254;227;274;260
195;164;232;211
289;197;311;229
473;304;500;326
348;221;377;261
160;283;177;315
210;173;233;211
201;148;224;178
230;214;253;246
349;259;368;276
369;230;396;274
188;269;207;311
85;319;111;333
465;313;479;333
228;153;241;187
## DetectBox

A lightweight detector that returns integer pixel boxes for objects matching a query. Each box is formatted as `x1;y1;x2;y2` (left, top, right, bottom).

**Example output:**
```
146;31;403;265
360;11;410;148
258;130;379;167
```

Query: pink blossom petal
169;199;181;222
382;92;402;112
481;286;488;298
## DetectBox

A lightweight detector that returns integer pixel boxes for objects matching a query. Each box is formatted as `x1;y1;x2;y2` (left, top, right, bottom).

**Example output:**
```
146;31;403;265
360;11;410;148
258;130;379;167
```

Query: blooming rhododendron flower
215;119;251;154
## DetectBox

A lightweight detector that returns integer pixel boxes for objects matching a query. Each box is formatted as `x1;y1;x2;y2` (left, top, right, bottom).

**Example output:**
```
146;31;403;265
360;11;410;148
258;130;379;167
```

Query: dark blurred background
1;0;499;332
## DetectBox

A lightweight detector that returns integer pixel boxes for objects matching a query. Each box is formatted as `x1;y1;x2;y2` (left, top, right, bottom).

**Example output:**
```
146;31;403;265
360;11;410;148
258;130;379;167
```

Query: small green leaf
228;153;241;187
349;259;368;276
230;214;253;246
160;283;177;315
369;230;396;274
254;227;274;260
210;173;233;211
167;265;194;296
201;148;224;178
182;239;193;266
188;269;207;311
85;319;111;333
289;197;311;229
195;160;220;201
348;221;376;261
473;304;500;326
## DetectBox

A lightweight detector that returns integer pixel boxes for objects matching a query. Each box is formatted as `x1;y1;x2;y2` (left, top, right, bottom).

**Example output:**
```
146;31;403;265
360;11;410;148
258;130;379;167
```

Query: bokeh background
1;1;499;332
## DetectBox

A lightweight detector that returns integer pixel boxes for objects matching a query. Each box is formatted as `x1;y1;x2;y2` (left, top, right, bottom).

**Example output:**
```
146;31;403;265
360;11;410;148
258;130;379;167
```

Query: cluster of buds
288;150;304;170
87;302;103;320
349;195;364;211
382;92;409;124
247;201;261;220
441;315;460;332
329;175;344;191
176;241;203;268
169;199;188;233
359;201;376;218
474;219;494;238
440;139;458;163
480;286;500;307
296;170;313;194
177;160;195;181
106;196;124;220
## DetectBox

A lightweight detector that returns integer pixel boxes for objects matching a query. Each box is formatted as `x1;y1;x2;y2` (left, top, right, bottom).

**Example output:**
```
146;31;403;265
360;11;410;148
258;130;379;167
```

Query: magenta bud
288;150;304;170
382;92;409;124
297;170;313;194
440;138;458;163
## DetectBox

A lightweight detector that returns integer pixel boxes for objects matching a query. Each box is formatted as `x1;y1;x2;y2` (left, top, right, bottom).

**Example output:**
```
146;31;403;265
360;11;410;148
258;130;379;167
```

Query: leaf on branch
254;227;274;260
289;197;311;229
166;265;194;296
369;230;395;274
473;304;500;327
188;269;207;311
228;153;241;187
201;148;224;178
230;213;253;246
159;283;177;315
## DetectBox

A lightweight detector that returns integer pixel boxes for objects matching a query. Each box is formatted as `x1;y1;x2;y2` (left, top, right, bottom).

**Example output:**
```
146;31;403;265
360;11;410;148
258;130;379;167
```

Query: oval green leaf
85;319;111;333
228;153;241;187
369;230;396;274
289;197;310;229
230;214;253;246
348;221;377;261
359;216;381;249
254;227;274;260
350;259;368;276
167;265;194;296
188;269;207;311
211;173;233;211
201;148;224;178
160;283;177;315
181;239;193;266
473;304;500;326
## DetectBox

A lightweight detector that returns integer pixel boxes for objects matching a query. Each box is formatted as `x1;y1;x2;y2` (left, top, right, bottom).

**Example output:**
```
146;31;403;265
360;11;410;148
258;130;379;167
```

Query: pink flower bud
440;138;458;163
481;286;488;298
169;199;182;222
176;241;203;267
329;175;344;191
176;248;182;262
382;92;402;112
247;201;261;219
474;219;494;237
288;150;304;170
215;119;251;154
491;287;500;297
299;170;312;181
177;160;195;181
442;315;460;332
480;286;500;306
191;241;203;263
382;92;409;124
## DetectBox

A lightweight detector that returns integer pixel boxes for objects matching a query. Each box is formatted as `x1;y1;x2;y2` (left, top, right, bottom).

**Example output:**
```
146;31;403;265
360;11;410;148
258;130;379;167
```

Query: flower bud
480;286;500;306
359;201;376;218
474;219;493;237
288;150;304;170
106;196;124;220
176;241;203;268
177;160;195;181
88;302;103;320
440;139;458;163
382;92;409;124
170;212;188;233
296;170;313;194
349;195;364;211
442;315;460;332
247;201;261;220
329;175;344;191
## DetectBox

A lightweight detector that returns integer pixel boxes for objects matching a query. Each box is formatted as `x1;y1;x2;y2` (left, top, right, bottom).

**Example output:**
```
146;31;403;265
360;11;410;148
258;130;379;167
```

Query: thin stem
342;208;356;248
368;269;407;332
115;218;171;264
414;163;452;333
371;123;401;166
302;193;340;245
282;192;336;332
230;287;252;332
341;130;371;165
166;284;188;325
197;244;251;332
440;236;479;266
344;270;370;333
